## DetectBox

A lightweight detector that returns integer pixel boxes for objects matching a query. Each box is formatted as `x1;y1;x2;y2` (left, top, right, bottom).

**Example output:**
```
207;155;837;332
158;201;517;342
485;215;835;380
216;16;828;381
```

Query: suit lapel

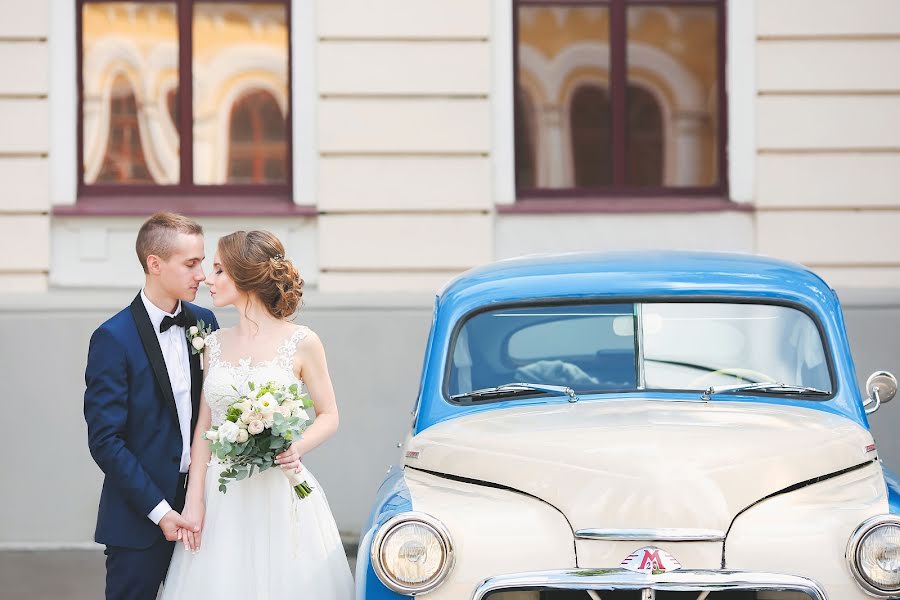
129;294;178;423
181;303;203;435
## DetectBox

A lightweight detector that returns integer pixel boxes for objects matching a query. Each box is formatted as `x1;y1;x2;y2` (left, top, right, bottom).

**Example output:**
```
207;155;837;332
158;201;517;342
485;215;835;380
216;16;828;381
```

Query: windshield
446;302;832;400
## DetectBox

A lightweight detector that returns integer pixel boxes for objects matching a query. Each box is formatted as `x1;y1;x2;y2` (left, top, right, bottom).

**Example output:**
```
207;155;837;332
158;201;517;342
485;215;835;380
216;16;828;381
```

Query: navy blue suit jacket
84;294;219;549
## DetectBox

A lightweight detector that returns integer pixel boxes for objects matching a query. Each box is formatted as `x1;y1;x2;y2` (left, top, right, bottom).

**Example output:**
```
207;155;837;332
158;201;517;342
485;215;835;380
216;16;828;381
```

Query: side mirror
864;371;898;415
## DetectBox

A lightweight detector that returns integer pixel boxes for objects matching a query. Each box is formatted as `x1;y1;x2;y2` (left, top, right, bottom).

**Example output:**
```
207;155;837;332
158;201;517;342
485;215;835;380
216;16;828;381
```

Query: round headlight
848;515;900;596
371;512;454;594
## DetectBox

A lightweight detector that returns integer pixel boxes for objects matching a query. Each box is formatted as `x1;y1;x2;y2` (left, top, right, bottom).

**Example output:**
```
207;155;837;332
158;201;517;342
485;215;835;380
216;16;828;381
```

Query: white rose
293;409;310;421
191;336;205;351
248;419;265;435
277;405;292;417
204;429;219;441
240;409;256;424
188;326;199;336
236;429;249;443
218;421;240;443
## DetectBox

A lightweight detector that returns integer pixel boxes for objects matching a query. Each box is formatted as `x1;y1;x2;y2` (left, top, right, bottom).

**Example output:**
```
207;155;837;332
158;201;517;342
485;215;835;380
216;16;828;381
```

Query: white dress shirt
140;290;193;524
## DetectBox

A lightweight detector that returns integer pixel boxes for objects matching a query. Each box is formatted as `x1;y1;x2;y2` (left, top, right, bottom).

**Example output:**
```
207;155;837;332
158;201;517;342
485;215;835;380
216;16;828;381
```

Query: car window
448;304;637;397
446;301;832;399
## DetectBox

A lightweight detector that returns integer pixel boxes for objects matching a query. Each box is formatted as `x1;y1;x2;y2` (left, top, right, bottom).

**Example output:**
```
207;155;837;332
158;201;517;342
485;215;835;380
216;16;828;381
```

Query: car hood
405;399;876;533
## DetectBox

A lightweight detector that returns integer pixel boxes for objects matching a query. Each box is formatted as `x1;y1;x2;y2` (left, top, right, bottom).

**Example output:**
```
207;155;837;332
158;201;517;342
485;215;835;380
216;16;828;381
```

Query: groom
84;212;219;599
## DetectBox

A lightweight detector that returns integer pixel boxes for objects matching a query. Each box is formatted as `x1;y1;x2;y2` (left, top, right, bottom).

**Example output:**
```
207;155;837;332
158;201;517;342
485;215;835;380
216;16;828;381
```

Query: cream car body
356;252;900;600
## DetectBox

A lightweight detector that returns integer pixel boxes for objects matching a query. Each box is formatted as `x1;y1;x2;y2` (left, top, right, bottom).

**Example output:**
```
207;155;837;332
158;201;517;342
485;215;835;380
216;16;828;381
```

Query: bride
161;230;354;598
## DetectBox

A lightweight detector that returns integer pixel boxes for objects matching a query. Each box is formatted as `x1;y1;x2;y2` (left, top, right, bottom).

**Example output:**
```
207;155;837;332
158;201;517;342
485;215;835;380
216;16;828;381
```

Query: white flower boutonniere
186;319;213;369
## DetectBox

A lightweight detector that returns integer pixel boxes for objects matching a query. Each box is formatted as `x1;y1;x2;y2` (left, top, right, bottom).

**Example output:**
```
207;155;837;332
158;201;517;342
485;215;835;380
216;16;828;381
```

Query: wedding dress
160;326;354;599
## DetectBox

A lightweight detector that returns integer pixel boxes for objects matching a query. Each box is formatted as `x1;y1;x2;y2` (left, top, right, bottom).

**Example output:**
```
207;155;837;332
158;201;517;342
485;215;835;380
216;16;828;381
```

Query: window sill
53;195;317;217
498;196;751;215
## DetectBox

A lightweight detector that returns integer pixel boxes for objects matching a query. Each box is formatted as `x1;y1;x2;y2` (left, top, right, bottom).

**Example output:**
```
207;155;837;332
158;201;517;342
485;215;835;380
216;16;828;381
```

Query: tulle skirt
160;461;354;599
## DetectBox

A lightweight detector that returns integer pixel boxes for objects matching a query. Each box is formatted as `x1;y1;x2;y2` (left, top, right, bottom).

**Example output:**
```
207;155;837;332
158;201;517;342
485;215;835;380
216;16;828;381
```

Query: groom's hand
159;509;198;542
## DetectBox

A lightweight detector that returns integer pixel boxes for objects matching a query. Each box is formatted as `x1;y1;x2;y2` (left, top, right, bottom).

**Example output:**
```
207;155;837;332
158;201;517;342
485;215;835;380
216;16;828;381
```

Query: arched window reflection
96;75;153;183
226;89;287;184
570;85;612;187
627;85;664;186
514;86;537;190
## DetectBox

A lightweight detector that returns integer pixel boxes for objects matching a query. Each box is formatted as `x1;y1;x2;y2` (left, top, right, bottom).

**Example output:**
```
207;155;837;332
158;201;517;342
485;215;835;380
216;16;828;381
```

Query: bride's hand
275;443;303;473
181;500;205;553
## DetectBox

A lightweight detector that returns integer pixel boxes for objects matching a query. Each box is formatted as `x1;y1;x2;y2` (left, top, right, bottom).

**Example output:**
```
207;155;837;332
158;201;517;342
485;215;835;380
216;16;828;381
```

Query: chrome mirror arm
865;387;881;415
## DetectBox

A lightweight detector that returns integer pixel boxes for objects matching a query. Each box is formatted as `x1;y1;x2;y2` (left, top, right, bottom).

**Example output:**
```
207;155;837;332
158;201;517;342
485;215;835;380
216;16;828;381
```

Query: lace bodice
203;327;309;426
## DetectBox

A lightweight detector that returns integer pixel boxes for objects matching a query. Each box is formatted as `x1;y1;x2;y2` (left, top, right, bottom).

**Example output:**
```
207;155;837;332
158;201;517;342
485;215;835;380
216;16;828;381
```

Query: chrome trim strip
575;528;726;542
635;303;645;390
472;569;827;600
846;514;900;597
371;511;455;595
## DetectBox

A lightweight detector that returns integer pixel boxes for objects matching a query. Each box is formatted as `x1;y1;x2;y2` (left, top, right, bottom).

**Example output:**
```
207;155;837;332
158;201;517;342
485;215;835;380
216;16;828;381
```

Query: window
78;1;292;205
446;302;832;400
514;0;726;200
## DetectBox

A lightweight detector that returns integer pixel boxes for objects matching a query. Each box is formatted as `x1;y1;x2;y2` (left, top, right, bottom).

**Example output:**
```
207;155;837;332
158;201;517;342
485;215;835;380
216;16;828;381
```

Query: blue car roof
415;251;868;432
440;251;834;309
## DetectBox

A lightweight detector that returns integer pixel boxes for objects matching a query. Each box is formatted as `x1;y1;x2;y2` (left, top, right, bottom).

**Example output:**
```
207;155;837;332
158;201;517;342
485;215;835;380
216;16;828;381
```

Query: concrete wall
0;289;433;546
2;286;900;546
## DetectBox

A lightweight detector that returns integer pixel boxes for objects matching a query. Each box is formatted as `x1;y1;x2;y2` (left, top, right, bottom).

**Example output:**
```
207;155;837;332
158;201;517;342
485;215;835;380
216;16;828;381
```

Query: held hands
275;442;303;473
179;500;206;554
158;509;198;543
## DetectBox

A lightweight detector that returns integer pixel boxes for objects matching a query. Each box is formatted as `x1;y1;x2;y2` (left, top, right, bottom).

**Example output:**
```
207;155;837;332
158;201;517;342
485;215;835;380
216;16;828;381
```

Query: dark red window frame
59;0;312;217
506;0;736;214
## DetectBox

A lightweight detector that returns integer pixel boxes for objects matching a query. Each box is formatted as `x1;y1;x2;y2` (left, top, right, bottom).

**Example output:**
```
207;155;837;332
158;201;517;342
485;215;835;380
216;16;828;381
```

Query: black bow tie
160;311;189;333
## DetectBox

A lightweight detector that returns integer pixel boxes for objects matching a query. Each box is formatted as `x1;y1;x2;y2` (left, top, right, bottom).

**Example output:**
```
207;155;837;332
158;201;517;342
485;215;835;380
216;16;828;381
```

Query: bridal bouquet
204;380;315;499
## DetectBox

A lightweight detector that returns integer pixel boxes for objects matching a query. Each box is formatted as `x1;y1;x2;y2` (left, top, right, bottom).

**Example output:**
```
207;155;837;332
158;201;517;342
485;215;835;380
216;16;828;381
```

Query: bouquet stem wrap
285;468;313;499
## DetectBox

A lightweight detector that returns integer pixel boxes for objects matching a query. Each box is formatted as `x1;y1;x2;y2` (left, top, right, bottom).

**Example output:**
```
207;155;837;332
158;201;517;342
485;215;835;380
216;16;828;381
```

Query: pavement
0;546;358;600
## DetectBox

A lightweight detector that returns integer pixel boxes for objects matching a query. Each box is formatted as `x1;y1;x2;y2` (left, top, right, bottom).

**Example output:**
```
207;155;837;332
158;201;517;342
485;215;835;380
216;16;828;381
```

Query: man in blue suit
84;212;220;599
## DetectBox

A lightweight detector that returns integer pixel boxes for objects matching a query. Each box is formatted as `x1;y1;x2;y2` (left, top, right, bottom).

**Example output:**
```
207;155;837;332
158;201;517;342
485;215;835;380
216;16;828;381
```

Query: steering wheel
690;367;776;388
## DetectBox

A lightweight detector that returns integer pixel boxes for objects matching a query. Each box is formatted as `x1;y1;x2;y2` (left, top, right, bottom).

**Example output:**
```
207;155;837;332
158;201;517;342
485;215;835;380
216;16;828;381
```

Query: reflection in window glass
571;85;612;187
227;90;288;183
642;303;830;391
626;85;663;185
193;3;289;184
516;4;610;189
447;302;831;401
514;86;537;189
626;5;719;186
449;304;637;396
81;2;179;184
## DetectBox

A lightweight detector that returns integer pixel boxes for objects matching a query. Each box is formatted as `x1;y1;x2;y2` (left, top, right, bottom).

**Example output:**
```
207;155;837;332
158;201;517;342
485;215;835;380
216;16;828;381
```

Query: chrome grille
484;592;815;599
473;570;825;600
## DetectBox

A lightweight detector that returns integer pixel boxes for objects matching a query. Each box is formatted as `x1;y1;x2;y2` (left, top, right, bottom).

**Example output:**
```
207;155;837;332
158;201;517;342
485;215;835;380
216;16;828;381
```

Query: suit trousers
104;473;188;600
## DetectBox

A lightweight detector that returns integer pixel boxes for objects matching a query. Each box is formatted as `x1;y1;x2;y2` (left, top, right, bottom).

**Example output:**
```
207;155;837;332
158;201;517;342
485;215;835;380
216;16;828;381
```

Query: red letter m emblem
639;549;665;571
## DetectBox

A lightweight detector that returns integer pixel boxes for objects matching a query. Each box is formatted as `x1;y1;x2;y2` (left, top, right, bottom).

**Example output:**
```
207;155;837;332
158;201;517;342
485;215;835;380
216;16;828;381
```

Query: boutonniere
186;319;213;369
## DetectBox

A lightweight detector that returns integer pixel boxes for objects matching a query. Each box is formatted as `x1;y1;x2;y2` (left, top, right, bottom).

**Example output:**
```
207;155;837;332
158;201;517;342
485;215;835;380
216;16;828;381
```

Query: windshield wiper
450;382;579;404
701;382;830;401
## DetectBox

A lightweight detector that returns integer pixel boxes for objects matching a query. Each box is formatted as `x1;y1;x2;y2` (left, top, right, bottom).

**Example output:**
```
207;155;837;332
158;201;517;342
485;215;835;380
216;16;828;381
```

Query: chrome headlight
371;512;454;594
848;515;900;596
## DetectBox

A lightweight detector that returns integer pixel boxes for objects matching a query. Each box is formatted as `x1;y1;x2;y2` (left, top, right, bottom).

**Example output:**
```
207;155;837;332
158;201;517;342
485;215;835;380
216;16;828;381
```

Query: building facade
2;0;900;545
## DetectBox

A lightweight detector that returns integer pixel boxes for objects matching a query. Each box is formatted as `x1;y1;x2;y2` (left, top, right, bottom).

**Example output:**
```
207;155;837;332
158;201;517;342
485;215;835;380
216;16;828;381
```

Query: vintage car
356;251;900;600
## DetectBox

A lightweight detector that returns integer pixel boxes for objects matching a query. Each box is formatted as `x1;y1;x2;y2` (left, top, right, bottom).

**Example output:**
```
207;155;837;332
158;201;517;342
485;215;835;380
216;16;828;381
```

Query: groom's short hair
136;212;203;273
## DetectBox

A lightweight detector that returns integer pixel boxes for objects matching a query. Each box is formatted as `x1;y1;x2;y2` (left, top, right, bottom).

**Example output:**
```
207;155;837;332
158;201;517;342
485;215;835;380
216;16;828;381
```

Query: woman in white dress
161;230;354;599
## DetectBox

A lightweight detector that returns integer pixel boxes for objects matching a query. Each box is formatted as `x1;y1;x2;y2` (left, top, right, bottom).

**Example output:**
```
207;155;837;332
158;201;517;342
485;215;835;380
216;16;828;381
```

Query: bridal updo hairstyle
217;230;304;319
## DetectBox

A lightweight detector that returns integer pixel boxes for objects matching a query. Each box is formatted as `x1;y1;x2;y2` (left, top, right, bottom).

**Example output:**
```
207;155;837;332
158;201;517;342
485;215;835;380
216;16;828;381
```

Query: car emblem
621;546;682;574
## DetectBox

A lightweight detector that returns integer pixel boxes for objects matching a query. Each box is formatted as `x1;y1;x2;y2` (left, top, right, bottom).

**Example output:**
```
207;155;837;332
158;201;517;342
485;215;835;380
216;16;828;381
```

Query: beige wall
5;0;900;293
0;0;50;292
315;0;493;292
755;0;900;288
